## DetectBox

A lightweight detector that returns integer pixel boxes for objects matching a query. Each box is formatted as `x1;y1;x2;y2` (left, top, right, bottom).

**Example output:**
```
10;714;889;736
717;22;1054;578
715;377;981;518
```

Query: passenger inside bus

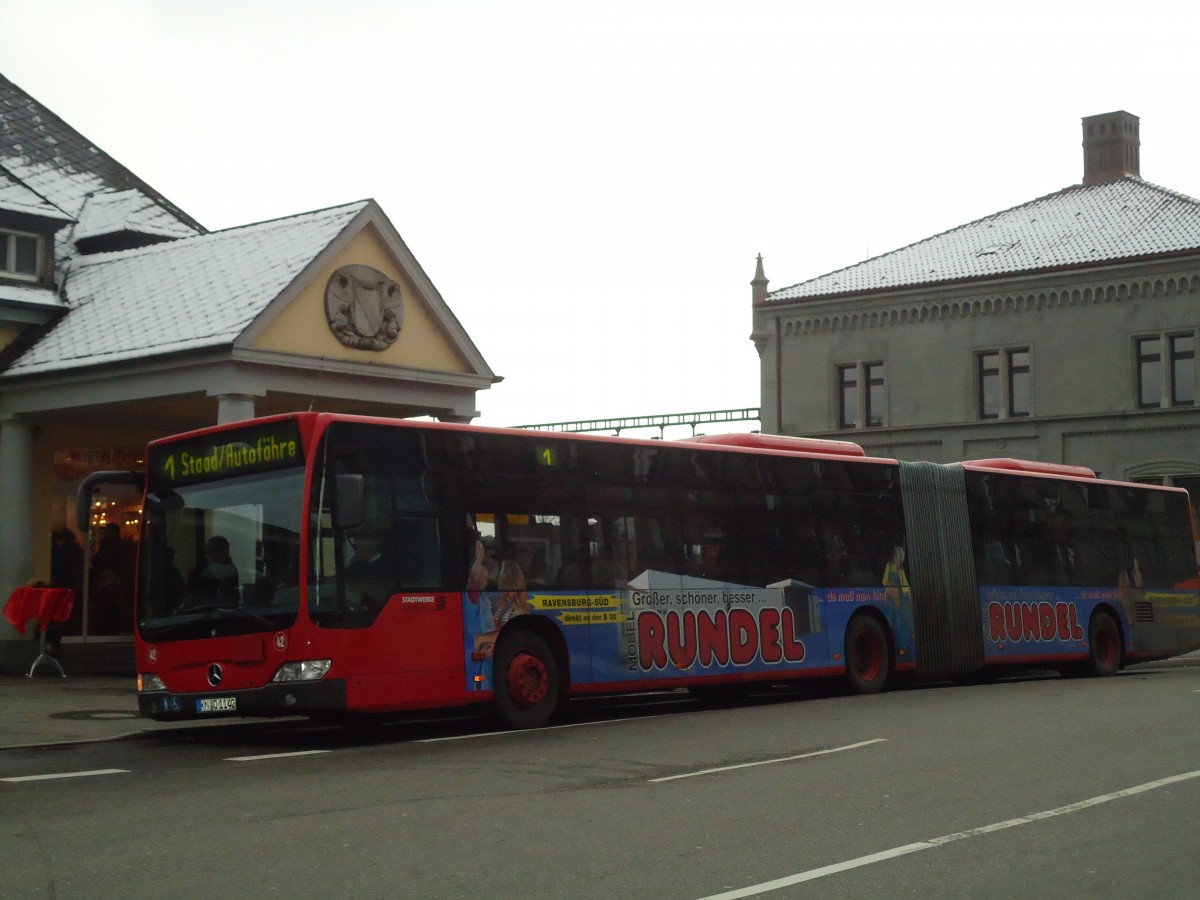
514;541;548;588
187;535;240;606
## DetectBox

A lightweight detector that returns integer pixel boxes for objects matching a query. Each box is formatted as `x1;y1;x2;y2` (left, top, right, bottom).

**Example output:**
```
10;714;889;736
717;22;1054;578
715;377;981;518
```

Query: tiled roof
767;178;1200;302
73;189;192;242
0;168;70;220
3;201;369;377
0;281;62;310
0;73;203;250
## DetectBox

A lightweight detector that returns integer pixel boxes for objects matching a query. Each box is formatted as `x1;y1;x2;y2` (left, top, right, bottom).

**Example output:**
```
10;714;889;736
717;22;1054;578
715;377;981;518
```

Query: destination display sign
149;420;305;490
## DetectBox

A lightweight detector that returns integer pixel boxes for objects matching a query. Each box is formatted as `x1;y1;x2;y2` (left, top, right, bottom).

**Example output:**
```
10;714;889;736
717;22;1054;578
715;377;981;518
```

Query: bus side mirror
332;474;364;531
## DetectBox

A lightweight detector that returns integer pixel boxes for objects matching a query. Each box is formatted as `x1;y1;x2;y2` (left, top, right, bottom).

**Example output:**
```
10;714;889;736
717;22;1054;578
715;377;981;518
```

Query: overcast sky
4;0;1198;434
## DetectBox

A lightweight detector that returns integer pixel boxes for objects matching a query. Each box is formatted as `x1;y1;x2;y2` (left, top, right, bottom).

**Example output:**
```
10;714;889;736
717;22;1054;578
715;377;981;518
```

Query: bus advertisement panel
463;579;920;692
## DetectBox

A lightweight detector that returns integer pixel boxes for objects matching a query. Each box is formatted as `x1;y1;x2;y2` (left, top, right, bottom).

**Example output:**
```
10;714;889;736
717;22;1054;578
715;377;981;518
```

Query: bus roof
678;433;866;457
963;457;1098;480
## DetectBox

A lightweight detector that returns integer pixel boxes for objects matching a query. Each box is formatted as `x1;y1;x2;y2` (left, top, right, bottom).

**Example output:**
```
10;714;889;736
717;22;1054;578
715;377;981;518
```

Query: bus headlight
139;673;167;693
271;660;332;682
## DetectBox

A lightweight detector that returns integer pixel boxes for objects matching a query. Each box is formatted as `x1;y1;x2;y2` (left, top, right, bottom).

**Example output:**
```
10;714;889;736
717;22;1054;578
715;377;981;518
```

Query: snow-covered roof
3;201;369;377
0;281;63;310
0;73;203;250
767;178;1200;303
73;188;192;243
0;168;70;221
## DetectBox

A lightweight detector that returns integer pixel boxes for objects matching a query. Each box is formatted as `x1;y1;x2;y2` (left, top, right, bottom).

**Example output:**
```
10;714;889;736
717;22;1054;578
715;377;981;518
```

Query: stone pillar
216;395;256;424
0;416;35;619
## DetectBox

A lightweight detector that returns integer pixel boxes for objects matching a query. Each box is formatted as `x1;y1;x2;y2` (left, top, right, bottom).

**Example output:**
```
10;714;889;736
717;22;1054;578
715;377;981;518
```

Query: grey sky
4;0;1197;430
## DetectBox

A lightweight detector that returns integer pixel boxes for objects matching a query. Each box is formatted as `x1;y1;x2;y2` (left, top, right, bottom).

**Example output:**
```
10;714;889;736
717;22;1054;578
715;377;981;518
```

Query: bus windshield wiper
180;605;277;630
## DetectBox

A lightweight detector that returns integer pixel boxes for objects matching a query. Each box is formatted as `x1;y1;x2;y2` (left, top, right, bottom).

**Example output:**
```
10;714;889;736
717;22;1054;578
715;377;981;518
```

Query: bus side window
681;519;738;583
467;511;566;593
979;537;1015;585
391;516;441;587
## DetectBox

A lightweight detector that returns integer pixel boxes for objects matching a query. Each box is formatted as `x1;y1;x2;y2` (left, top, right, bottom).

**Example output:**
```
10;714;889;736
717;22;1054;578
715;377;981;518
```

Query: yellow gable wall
248;225;470;373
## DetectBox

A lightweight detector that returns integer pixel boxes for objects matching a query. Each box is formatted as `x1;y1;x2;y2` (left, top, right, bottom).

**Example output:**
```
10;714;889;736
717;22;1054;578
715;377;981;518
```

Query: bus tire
1085;610;1123;677
844;614;891;694
493;629;561;729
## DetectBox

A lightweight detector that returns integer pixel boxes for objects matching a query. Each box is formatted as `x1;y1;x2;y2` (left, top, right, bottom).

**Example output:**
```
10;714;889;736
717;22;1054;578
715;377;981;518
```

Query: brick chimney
1082;110;1140;185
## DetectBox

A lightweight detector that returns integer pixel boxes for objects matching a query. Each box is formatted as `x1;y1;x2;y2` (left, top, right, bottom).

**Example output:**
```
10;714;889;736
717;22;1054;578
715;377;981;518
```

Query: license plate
196;696;237;713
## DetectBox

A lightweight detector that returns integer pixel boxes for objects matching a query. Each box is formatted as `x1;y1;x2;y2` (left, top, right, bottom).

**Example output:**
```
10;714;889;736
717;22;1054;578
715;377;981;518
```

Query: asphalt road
3;668;1199;899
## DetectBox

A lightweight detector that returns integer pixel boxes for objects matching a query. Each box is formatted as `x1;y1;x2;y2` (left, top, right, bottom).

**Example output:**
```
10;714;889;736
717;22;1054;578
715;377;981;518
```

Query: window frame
836;361;885;430
864;362;885;427
0;227;43;281
977;346;1031;419
1136;331;1195;409
978;351;1001;420
1169;333;1195;407
1006;348;1031;417
837;364;858;429
1136;336;1163;409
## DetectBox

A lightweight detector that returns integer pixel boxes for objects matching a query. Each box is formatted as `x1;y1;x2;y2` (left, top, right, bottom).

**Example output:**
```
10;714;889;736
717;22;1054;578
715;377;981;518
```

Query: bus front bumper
138;678;348;721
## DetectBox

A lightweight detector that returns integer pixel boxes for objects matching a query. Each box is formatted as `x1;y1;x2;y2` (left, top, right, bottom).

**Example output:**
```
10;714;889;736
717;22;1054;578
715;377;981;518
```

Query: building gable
243;222;469;374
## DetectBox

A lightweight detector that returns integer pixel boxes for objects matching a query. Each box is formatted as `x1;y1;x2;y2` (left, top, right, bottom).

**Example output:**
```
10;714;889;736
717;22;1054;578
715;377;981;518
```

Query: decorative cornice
1065;420;1200;439
1126;459;1200;479
775;272;1200;338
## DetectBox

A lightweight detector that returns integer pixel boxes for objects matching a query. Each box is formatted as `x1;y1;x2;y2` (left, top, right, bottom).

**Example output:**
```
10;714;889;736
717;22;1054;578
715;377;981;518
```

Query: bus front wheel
1085;610;1123;677
844;615;891;694
493;630;561;729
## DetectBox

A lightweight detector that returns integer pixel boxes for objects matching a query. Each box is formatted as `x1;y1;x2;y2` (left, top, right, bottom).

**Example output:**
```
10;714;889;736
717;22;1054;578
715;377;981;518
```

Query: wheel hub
853;632;882;682
507;651;549;708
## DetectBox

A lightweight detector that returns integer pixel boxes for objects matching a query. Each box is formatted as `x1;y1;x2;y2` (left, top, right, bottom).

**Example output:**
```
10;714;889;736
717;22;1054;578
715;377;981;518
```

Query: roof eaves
756;243;1200;308
763;177;1200;304
0;73;206;235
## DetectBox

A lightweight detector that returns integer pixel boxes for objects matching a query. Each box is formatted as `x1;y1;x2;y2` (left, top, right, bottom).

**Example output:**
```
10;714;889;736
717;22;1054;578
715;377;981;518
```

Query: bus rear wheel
1085;610;1123;677
493;630;561;729
844;615;891;694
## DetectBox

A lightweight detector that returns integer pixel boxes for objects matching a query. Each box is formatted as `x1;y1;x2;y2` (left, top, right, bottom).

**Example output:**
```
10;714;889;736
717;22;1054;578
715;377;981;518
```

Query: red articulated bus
133;413;1200;728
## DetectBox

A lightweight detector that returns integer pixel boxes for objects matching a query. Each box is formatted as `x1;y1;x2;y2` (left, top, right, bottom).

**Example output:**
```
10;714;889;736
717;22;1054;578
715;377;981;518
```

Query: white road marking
702;843;935;898
651;739;888;783
698;768;1200;899
224;750;331;762
2;769;130;783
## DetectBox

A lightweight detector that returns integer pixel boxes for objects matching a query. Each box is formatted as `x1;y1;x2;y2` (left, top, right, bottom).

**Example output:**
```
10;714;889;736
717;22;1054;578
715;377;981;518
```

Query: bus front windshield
138;468;306;642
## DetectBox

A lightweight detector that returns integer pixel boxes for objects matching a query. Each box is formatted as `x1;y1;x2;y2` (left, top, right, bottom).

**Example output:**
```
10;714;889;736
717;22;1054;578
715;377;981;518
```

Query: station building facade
0;74;497;670
751;111;1200;530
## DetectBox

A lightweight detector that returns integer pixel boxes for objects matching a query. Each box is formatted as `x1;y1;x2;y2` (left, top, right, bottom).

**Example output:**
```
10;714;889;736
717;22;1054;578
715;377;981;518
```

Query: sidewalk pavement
0;675;250;750
3;653;1199;751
